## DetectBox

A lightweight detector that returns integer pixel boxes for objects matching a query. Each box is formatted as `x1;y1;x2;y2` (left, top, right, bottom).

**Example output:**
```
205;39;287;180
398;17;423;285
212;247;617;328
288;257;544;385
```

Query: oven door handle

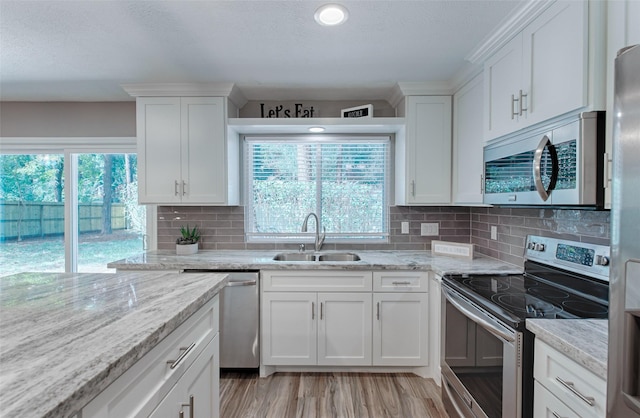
444;287;515;343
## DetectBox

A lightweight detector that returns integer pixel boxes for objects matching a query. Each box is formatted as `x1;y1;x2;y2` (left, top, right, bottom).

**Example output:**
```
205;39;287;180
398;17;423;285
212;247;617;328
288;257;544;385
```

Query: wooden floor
220;371;450;418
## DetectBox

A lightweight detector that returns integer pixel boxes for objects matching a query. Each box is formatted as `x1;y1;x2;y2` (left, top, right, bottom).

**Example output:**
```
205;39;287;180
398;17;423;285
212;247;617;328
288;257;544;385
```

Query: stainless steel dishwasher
183;270;259;369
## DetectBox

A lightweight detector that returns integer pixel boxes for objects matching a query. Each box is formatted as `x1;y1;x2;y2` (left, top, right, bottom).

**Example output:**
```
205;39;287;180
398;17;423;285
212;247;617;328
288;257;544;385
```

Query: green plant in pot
176;224;200;255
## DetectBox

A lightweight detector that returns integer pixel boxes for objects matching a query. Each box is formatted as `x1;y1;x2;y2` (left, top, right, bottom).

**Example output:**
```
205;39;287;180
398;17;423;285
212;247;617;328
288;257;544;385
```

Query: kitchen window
244;135;390;243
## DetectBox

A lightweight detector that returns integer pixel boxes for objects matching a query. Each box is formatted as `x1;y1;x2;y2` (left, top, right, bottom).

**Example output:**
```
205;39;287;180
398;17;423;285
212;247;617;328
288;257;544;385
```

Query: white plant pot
176;243;198;255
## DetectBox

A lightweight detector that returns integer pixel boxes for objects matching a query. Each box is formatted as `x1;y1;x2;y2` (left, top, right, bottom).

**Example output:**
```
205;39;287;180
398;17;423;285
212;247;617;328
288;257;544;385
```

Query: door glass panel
0;154;65;276
76;154;144;273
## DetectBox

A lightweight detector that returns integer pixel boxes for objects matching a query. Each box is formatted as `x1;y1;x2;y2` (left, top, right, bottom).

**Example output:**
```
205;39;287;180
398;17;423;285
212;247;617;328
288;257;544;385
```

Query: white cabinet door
318;293;372;366
453;74;485;204
261;292;317;366
484;35;523;140
399;96;452;205
149;335;219;418
522;1;587;126
429;274;442;383
372;292;428;366
180;97;227;204
137;96;231;205
137;97;182;204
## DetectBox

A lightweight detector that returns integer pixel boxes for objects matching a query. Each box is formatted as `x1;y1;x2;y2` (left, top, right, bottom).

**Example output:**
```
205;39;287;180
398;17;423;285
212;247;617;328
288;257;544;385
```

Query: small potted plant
176;224;200;255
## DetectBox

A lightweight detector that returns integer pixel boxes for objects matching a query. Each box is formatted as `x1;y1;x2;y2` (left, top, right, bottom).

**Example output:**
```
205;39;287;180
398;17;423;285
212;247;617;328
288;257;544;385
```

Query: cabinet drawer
533;339;606;418
373;271;427;292
534;381;582;418
83;295;219;418
262;270;372;292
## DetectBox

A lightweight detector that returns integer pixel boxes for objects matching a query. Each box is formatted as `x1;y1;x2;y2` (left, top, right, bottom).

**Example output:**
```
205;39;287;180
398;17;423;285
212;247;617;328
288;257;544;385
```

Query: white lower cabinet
533;339;606;418
372;292;428;366
261;270;429;369
82;295;220;418
149;335;219;418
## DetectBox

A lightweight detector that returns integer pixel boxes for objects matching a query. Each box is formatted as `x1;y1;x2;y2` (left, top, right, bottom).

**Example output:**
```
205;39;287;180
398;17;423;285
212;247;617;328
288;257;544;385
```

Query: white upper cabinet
396;95;452;205
483;0;605;141
137;96;238;205
453;74;485;205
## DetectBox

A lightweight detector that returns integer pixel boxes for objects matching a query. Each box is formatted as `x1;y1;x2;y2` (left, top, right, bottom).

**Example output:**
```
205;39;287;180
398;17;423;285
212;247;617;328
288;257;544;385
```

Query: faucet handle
299;243;306;253
318;227;326;247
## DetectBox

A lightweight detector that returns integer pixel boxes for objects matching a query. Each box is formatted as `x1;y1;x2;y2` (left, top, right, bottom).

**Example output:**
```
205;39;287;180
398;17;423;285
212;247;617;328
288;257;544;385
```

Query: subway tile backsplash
157;205;610;268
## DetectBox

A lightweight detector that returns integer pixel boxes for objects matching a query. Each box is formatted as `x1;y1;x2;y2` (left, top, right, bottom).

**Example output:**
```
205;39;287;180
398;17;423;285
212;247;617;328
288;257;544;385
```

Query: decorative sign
432;240;474;260
341;104;373;118
260;103;315;118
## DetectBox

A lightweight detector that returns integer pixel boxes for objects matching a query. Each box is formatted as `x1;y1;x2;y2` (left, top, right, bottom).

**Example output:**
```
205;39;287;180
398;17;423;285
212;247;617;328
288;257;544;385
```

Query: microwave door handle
533;136;558;201
444;288;515;343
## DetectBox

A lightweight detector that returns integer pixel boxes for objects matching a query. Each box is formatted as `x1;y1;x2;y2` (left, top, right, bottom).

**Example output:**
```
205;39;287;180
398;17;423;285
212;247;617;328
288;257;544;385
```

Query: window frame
0;137;156;272
243;134;392;244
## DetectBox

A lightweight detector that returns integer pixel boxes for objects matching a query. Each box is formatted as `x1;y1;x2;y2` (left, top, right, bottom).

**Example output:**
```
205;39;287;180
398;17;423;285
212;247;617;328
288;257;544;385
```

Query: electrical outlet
401;221;409;234
421;223;439;236
491;225;498;240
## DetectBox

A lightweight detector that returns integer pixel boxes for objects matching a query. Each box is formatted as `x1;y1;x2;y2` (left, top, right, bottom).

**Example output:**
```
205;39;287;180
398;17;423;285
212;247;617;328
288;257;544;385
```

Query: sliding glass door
0;145;146;277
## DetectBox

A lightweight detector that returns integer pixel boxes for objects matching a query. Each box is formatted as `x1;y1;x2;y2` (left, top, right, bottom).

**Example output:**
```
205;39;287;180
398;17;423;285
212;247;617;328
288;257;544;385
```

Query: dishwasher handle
225;279;257;287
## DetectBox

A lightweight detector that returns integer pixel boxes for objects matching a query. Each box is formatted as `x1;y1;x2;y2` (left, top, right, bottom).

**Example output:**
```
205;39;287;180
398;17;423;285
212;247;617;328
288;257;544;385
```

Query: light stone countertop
108;249;523;276
0;271;228;418
526;319;608;379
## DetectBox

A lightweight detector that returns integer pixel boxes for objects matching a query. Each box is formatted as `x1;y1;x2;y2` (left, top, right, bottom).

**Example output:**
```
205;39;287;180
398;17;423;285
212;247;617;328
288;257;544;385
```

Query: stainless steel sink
317;253;361;262
272;253;317;261
272;252;361;262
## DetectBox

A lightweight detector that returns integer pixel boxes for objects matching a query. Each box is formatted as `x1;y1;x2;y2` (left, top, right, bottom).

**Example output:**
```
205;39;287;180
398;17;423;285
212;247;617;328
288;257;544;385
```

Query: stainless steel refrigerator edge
609;44;640;418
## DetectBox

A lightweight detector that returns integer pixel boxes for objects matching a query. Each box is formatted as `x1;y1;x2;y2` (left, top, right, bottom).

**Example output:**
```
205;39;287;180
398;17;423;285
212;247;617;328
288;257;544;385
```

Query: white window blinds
244;135;390;242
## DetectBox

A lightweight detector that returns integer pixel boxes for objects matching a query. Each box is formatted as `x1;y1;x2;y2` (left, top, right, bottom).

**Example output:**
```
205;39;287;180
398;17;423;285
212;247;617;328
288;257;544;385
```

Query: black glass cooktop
443;263;608;330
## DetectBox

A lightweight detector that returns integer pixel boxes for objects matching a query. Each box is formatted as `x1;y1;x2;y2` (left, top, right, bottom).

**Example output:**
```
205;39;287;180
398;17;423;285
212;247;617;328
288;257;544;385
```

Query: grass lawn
0;231;143;277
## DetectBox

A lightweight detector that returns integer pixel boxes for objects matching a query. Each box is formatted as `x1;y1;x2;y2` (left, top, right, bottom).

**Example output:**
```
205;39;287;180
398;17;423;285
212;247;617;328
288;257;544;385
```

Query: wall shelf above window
227;117;405;135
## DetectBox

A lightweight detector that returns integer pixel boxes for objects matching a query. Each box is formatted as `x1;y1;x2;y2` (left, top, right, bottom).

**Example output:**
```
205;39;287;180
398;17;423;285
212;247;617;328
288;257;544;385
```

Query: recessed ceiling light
314;4;349;26
309;126;325;133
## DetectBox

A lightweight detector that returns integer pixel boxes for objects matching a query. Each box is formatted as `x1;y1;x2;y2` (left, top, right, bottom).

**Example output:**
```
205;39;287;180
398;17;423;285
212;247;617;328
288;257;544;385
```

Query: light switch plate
421;223;439;236
401;221;409;234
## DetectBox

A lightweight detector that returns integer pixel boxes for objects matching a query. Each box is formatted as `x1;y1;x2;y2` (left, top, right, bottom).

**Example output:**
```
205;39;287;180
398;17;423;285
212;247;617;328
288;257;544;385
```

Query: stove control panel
525;235;610;282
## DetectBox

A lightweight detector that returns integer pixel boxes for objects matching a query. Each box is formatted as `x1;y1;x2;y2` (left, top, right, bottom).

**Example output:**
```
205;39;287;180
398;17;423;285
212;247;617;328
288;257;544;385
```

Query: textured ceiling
0;0;523;101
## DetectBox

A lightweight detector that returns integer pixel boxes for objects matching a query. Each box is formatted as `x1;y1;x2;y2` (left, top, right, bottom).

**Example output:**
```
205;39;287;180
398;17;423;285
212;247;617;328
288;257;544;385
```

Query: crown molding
388;81;454;107
465;0;555;64
120;82;247;107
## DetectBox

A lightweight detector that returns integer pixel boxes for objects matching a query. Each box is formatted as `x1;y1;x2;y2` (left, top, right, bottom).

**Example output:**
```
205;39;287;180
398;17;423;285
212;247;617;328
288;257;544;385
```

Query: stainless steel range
441;235;610;418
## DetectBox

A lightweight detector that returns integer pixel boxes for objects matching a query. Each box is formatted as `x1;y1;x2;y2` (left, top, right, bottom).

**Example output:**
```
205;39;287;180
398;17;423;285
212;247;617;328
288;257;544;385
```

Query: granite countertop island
108;249;522;276
526;319;608;379
0;271;228;418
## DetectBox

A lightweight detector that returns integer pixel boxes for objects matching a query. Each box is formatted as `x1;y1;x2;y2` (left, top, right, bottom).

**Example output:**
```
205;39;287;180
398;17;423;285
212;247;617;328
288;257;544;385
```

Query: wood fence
0;201;126;241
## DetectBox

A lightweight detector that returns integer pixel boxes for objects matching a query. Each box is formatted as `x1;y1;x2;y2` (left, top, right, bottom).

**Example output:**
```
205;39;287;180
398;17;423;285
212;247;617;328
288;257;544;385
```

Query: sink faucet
301;212;326;252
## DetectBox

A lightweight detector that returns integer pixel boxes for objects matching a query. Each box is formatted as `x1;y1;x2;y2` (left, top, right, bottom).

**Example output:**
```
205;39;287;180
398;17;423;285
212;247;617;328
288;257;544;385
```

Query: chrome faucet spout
301;212;325;252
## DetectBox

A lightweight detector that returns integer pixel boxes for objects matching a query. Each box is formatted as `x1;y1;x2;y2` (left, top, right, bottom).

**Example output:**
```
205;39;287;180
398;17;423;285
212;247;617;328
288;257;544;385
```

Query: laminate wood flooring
220;372;450;418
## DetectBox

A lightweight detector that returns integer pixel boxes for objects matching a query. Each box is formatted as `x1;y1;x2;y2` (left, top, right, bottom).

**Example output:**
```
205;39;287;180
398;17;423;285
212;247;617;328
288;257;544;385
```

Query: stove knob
528;242;536;250
534;243;546;252
595;255;610;266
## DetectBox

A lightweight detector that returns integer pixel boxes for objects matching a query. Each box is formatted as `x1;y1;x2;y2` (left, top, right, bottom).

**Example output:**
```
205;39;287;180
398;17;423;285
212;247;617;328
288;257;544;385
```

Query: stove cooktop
443;272;608;330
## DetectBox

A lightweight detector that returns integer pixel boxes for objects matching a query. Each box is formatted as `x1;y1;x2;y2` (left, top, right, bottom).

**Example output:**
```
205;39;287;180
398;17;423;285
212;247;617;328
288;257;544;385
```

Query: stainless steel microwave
483;111;605;208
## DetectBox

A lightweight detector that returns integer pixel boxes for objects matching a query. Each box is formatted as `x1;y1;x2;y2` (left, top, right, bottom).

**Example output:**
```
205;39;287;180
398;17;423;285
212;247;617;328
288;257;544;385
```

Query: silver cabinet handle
519;90;528;115
392;281;411;286
179;410;184;418
533;135;558;202
511;94;519;119
181;395;194;418
182;180;187;196
312;302;315;320
175;180;179;196
551;412;565;418
555;377;595;406
167;342;196;369
320;302;324;320
376;302;380;320
410;180;416;197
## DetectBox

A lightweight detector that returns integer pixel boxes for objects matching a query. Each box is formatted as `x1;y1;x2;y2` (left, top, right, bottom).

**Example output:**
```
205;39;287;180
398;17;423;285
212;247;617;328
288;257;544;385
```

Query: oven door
441;285;522;418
